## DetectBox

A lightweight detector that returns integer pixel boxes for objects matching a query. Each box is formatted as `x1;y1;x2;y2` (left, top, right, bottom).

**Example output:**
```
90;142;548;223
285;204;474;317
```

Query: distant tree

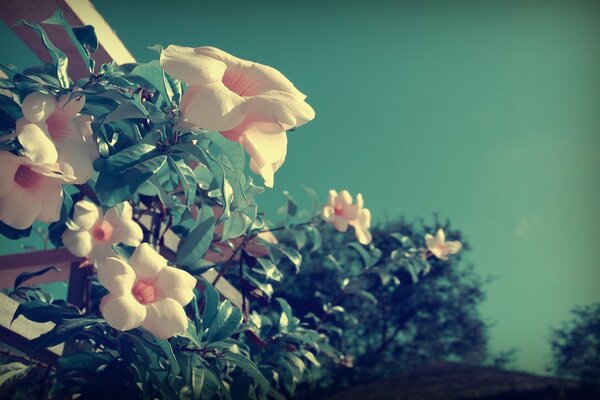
549;303;600;384
271;217;493;398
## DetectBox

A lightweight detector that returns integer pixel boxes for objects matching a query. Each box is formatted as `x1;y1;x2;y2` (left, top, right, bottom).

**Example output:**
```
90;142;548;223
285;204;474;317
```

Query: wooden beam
0;0;134;80
0;248;78;289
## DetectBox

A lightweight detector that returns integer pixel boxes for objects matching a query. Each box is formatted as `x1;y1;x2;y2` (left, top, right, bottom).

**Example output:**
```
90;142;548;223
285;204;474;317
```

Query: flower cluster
0;91;96;230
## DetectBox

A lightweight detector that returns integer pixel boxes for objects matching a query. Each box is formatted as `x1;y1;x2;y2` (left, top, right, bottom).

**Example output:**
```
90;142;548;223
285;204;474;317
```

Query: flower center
132;280;158;305
45;112;72;142
14;165;42;190
334;205;344;216
92;220;114;242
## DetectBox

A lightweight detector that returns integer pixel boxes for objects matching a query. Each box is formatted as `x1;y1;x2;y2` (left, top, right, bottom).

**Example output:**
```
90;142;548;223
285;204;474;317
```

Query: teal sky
1;0;599;374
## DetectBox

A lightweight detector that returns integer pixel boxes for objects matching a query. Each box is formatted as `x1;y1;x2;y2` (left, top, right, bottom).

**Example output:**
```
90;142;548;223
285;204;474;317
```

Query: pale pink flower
16;91;98;183
62;200;144;264
97;243;197;339
160;45;315;187
424;228;462;261
323;190;372;245
0;152;75;229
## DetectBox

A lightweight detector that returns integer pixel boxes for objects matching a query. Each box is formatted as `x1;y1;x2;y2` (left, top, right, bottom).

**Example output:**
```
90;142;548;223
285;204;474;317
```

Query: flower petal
17;122;58;165
336;191;352;207
54;140;95;183
160;45;226;86
445;240;462;255
56;93;85;117
182;82;245;131
72;200;100;230
88;242;117;264
436;228;446;243
21;92;56;123
128;243;167;281
424;233;437;250
353;225;372;245
35;181;63;223
75;115;99;159
154;266;197;306
0;185;42;229
97;257;136;296
142;298;188;339
327;190;337;207
100;294;146;331
331;216;349;232
112;220;144;247
62;229;93;257
244;90;315;129
241;124;287;188
196;47;307;98
0;152;19;197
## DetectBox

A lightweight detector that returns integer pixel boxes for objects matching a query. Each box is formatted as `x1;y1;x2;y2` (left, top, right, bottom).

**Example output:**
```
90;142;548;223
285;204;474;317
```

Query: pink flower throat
334;205;344;216
14;165;42;189
132;280;158;304
92;220;114;242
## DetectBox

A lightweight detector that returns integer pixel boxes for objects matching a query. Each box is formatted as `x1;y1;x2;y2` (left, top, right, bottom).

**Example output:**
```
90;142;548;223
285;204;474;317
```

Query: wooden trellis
0;0;243;364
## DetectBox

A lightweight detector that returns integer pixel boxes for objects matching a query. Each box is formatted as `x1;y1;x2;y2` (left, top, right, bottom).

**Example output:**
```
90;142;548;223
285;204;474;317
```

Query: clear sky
1;0;599;374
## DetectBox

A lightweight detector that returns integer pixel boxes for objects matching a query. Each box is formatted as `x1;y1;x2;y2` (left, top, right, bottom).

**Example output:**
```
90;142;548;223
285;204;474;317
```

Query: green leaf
222;352;270;396
302;186;320;213
14;266;60;289
305;225;322;252
275;298;293;332
12;300;79;324
348;242;372;268
29;318;101;353
256;258;283;282
0;221;31;240
100;99;149;126
95;143;166;207
177;206;214;266
270;244;302;273
191;364;205;400
168;157;196;207
72;25;98;53
42;10;96;73
201;281;220;330
156;339;181;384
0;362;31;386
173;143;231;223
130;61;173;106
18;19;69;87
206;300;243;343
221;207;254;241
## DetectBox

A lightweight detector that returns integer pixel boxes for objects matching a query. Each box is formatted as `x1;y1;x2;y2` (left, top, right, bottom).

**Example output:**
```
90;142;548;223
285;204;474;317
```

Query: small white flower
0;152;75;229
62;200;143;264
424;228;462;261
323;190;372;245
97;243;197;339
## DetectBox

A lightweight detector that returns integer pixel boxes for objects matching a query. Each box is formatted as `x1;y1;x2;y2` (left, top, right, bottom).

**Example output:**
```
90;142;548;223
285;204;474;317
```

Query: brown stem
211;238;248;286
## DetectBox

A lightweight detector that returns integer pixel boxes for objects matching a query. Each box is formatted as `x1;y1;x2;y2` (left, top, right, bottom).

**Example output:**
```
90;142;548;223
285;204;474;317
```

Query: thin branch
0;349;54;371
